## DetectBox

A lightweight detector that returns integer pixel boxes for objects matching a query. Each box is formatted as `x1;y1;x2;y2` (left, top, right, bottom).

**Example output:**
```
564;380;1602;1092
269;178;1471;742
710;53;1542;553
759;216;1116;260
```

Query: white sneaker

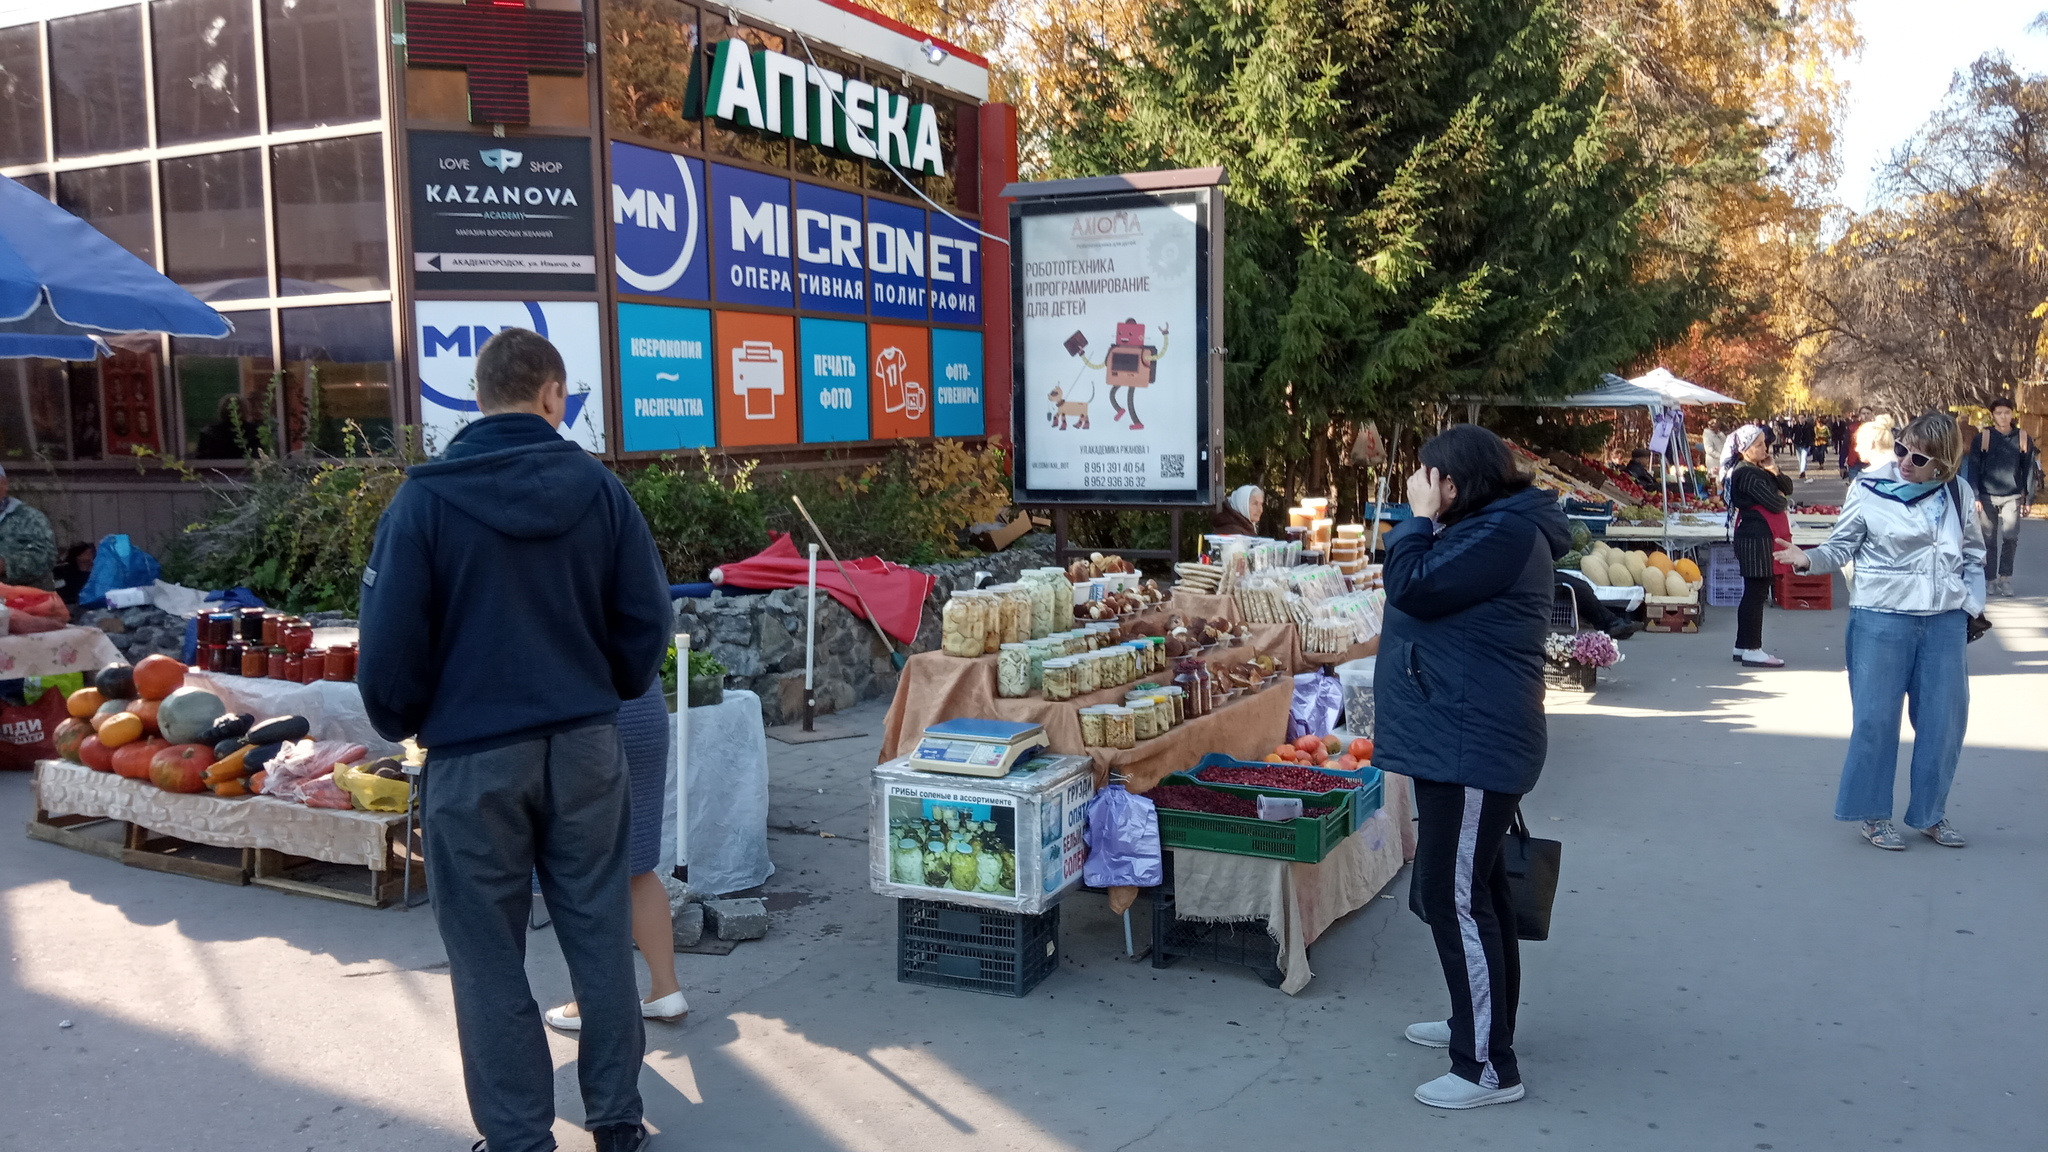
1414;1071;1526;1109
1405;1020;1452;1048
544;991;691;1031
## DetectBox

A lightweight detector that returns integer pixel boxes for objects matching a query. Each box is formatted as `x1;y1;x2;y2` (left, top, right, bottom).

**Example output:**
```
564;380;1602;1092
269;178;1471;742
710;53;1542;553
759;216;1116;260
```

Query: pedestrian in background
1721;425;1794;667
1854;412;1894;482
1377;424;1572;1110
359;328;672;1152
1791;414;1816;480
1701;421;1728;475
1965;396;2036;597
1775;411;1985;851
545;676;690;1032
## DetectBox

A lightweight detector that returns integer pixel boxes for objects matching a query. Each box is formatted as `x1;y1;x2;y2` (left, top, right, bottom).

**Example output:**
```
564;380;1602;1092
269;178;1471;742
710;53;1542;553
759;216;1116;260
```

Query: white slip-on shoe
1405;1020;1452;1048
543;1003;581;1031
642;989;690;1021
1415;1071;1525;1109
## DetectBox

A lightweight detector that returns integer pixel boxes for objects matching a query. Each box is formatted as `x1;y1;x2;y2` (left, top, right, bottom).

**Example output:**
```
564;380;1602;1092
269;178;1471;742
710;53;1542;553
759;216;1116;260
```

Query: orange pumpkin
148;744;214;793
66;687;106;719
97;712;144;748
131;654;187;701
53;717;92;762
111;737;170;779
79;735;116;772
130;698;162;736
90;698;130;731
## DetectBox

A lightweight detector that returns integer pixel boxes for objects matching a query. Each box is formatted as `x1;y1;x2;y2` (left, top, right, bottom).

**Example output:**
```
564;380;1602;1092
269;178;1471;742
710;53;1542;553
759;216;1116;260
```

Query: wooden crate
1642;595;1704;633
249;817;423;908
27;810;129;863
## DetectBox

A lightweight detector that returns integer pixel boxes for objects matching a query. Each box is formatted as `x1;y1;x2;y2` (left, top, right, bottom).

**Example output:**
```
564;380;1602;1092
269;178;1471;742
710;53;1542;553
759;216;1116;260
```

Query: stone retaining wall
675;536;1054;727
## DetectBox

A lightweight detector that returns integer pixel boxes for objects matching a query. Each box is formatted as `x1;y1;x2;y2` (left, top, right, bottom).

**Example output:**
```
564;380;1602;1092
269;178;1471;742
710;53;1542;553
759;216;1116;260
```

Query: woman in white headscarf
1722;425;1794;667
1212;484;1263;536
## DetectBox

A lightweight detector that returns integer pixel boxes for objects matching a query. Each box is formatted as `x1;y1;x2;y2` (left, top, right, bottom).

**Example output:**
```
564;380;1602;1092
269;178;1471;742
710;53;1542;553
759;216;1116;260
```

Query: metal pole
674;630;691;879
804;544;818;732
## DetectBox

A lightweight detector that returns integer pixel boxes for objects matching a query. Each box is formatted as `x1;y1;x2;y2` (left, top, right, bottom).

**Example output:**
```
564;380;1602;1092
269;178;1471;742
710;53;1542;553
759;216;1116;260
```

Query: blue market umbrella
0;175;233;359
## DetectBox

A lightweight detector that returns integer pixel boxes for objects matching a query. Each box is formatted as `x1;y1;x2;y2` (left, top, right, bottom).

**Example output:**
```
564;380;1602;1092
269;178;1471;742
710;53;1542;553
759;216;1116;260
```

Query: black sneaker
594;1123;649;1152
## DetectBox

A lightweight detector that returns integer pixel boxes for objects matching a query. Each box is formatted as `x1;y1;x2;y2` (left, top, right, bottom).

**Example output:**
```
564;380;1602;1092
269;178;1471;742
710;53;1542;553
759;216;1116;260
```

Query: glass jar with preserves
1042;657;1076;702
325;645;354;682
284;652;304;682
261;613;281;649
283;623;313;655
1026;639;1056;690
987;584;1027;645
941;591;985;657
1078;705;1107;747
1161;686;1186;727
1124;693;1161;741
1102;706;1137;750
268;647;288;680
1068;652;1095;695
1021;573;1056;638
240;607;265;643
240;643;267;677
997;643;1030;698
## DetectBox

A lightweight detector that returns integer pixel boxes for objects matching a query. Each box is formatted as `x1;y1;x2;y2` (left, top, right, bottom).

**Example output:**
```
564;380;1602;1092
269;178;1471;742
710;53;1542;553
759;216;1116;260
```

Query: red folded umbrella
711;533;934;646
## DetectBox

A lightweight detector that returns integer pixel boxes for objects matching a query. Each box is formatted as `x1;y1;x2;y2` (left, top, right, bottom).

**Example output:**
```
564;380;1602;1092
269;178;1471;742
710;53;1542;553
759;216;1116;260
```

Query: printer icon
731;340;785;420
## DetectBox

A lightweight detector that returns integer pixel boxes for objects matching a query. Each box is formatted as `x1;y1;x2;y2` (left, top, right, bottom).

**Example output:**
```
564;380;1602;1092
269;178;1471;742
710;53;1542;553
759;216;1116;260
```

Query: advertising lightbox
618;303;715;451
611;142;707;301
415;299;607;454
800;318;869;443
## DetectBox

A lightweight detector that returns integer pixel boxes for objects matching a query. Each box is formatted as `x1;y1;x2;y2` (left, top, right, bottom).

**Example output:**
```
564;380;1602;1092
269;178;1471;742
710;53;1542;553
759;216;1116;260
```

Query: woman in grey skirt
546;678;688;1026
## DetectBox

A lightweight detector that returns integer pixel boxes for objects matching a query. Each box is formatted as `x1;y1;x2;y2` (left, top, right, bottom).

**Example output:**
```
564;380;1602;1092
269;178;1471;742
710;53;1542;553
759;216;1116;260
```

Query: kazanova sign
704;38;946;177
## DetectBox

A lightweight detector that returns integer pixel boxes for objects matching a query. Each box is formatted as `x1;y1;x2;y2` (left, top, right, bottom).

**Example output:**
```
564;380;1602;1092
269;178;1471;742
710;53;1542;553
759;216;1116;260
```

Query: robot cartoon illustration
1064;320;1168;430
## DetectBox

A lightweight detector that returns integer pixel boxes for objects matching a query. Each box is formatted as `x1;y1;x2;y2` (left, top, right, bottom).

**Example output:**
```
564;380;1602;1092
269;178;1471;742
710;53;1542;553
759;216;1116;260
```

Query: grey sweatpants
424;721;644;1152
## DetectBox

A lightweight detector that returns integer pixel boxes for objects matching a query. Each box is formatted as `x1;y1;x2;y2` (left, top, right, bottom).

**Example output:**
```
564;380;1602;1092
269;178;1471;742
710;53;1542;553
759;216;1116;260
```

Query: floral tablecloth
0;627;122;680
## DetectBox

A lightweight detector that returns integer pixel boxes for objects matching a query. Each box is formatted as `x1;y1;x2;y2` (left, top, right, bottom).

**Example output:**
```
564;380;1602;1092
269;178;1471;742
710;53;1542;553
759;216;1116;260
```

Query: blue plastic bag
1082;784;1163;888
76;534;161;607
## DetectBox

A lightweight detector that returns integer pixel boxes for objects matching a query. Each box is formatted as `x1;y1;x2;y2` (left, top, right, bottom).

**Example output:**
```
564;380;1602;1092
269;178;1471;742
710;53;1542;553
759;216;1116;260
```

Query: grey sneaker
1859;819;1905;850
1405;1020;1452;1048
1919;819;1966;847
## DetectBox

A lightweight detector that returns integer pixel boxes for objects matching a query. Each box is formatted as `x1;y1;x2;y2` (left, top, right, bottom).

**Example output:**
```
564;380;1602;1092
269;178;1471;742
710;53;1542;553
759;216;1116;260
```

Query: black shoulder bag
1503;807;1564;941
1946;478;1994;643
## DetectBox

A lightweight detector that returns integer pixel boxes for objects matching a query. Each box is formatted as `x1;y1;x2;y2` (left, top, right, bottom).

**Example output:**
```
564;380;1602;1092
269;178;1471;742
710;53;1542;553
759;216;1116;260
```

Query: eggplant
213;737;248;759
196;713;254;745
243;741;289;774
244;715;310;745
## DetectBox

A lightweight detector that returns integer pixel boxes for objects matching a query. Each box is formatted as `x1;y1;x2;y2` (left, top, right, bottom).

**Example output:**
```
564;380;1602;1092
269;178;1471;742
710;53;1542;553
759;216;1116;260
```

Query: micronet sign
1010;183;1220;506
611;142;707;301
415;299;607;454
410;132;596;292
712;163;795;309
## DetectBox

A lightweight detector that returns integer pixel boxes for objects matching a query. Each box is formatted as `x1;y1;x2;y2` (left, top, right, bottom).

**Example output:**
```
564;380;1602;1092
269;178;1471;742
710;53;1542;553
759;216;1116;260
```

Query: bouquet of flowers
1545;630;1622;669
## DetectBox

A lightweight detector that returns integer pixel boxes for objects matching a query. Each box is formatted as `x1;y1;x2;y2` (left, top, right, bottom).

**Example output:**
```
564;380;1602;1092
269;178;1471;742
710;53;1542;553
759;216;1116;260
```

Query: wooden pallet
28;809;252;884
249;821;424;908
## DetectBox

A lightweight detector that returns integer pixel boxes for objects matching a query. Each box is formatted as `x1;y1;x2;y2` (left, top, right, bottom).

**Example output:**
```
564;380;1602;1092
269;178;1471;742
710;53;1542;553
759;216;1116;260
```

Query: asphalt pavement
3;512;2042;1152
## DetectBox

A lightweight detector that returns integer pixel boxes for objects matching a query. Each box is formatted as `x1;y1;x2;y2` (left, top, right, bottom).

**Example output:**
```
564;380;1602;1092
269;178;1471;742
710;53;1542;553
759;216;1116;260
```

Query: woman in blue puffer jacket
1374;424;1571;1112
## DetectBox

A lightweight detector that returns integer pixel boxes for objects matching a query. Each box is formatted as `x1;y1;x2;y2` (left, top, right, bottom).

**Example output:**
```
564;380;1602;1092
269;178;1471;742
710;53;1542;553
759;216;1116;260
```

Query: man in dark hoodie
359;328;670;1152
1374;424;1571;1112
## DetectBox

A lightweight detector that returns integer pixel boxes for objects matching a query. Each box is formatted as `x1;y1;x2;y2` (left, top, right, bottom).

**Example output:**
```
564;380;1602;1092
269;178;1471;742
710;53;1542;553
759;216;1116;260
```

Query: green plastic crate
1167;758;1384;833
1154;784;1355;864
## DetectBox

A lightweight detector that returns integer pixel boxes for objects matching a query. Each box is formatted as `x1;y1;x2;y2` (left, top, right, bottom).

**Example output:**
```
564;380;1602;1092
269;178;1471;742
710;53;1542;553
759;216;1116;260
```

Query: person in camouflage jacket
0;466;58;590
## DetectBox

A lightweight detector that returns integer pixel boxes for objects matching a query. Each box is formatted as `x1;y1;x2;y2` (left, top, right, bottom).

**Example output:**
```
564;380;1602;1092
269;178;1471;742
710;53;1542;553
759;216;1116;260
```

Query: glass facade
0;2;390;465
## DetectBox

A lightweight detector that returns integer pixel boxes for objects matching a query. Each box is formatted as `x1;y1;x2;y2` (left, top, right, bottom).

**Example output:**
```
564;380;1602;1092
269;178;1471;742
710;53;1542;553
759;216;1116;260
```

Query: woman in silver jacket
1774;411;1985;851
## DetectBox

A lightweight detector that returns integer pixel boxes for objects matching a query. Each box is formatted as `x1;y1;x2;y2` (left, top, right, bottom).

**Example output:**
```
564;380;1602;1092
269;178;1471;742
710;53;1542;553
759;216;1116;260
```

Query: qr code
1160;454;1185;479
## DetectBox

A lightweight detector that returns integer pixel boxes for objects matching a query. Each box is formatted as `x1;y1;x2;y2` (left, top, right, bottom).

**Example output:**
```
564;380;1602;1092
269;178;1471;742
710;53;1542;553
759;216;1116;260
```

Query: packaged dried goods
997;643;1030;698
1160;686;1186;726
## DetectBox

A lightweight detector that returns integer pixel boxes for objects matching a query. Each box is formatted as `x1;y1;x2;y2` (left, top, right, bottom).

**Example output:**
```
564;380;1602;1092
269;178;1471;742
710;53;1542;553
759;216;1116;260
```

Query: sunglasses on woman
1892;443;1934;469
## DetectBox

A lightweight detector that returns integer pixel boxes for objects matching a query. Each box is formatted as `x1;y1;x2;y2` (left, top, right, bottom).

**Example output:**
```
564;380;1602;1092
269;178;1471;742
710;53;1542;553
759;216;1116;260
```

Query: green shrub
764;440;1012;565
623;451;769;581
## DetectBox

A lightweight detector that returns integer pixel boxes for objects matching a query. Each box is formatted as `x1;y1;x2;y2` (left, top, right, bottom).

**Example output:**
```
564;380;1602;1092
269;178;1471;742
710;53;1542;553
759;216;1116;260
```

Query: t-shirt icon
732;340;785;420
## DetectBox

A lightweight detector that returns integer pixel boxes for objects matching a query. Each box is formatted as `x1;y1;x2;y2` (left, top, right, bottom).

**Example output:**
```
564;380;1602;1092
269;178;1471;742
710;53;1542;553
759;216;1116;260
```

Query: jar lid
1000;642;1028;651
1161;685;1185;695
1043;657;1075;667
1103;705;1133;715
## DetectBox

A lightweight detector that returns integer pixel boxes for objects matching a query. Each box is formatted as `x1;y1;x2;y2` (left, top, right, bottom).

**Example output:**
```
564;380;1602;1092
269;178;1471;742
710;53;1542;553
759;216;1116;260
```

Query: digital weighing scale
908;718;1050;778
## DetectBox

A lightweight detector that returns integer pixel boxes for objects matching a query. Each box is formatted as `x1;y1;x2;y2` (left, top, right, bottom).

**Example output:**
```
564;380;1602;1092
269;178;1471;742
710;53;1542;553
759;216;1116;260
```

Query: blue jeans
1837;608;1969;828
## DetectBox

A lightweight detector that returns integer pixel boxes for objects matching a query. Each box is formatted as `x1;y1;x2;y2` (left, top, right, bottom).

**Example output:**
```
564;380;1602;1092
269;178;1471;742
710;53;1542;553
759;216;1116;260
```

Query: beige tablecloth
33;759;404;868
0;626;122;680
1172;773;1413;994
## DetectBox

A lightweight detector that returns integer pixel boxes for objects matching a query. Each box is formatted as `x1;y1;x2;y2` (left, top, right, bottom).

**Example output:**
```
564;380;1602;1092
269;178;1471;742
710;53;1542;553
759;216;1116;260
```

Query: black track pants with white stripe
1411;779;1523;1089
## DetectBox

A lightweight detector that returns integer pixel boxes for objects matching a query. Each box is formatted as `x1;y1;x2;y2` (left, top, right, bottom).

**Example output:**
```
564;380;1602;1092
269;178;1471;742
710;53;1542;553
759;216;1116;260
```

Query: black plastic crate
897;898;1060;997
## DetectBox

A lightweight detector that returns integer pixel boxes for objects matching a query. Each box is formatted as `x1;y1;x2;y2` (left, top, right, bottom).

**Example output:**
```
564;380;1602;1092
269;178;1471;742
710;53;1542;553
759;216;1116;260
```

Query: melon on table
1580;555;1610;583
1623;550;1648;574
158;687;227;745
1640;567;1668;595
1607;562;1633;586
1674;557;1702;583
1648;551;1674;573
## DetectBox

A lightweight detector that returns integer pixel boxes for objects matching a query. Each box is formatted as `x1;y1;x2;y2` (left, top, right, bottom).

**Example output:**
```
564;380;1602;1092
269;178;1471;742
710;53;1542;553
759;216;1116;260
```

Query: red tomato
1347;737;1373;761
1292;734;1323;754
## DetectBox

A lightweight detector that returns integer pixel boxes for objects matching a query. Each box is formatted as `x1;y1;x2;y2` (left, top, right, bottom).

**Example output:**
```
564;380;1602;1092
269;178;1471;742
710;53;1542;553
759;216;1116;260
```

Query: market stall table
0;625;121;679
30;759;418;904
185;671;400;758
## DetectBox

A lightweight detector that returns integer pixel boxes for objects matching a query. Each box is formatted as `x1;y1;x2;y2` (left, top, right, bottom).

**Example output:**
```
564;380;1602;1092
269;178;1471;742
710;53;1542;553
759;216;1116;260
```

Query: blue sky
1834;0;2048;210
